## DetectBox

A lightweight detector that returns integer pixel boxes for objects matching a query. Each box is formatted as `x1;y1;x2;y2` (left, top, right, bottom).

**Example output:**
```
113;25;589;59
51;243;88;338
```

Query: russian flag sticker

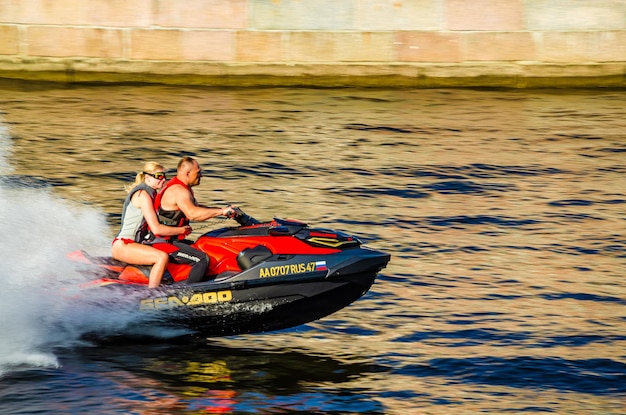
315;261;328;272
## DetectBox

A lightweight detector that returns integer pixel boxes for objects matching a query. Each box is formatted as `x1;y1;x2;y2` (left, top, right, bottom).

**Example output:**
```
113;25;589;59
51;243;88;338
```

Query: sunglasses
144;171;167;180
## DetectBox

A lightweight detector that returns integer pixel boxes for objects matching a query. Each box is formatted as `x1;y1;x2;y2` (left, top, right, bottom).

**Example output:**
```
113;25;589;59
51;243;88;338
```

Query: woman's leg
112;240;169;288
146;249;169;288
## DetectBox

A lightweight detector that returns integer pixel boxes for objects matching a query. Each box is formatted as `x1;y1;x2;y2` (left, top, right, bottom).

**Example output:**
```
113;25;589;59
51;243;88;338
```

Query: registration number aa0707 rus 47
259;260;327;278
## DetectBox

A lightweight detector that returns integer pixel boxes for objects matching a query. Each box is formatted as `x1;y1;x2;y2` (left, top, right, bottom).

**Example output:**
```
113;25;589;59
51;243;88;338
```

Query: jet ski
68;209;390;338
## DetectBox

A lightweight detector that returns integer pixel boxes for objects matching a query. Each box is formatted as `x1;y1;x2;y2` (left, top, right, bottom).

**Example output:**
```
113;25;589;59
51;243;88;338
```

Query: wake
0;122;129;376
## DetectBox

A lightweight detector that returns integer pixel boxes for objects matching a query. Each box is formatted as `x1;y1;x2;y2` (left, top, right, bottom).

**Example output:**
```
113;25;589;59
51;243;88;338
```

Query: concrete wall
0;0;625;87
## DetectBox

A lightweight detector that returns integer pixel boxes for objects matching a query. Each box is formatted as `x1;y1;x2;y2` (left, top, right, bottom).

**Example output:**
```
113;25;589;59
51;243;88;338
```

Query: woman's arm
135;190;190;237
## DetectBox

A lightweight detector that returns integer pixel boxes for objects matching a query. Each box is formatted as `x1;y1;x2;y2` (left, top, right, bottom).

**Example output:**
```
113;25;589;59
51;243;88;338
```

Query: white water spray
0;122;138;376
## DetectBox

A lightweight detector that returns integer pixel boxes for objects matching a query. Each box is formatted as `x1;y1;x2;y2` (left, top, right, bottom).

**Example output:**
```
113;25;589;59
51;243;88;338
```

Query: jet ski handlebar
228;206;261;227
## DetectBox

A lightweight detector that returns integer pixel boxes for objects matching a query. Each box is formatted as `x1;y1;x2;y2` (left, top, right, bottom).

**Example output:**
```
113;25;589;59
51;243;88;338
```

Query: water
0;81;625;414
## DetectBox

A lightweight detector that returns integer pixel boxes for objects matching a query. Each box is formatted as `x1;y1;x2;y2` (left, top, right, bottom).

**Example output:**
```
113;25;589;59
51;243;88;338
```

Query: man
152;156;235;283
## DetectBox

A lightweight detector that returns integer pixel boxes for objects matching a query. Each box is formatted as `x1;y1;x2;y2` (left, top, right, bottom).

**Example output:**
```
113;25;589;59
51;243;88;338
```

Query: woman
112;161;191;288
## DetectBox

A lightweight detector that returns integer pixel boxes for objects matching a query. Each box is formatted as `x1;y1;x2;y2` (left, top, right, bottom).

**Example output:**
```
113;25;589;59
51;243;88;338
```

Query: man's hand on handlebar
222;205;240;218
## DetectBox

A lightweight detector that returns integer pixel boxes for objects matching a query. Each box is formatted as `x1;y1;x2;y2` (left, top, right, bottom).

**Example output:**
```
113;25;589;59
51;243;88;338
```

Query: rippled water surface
0;81;625;414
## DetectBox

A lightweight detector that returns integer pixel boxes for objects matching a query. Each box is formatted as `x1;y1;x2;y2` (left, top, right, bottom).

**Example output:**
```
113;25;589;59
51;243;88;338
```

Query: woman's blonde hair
124;161;165;192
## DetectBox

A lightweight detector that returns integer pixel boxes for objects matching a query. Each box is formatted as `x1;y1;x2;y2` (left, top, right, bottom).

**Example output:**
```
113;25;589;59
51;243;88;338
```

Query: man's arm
174;186;230;221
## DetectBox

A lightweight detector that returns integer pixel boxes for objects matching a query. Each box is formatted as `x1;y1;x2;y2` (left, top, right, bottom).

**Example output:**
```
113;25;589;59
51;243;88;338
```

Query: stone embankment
1;0;624;87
